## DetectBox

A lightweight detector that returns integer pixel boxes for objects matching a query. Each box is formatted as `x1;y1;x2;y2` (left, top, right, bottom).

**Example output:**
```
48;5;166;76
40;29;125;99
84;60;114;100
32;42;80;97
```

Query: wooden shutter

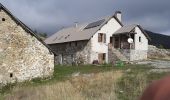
98;53;102;64
98;33;102;42
102;53;106;60
104;34;106;43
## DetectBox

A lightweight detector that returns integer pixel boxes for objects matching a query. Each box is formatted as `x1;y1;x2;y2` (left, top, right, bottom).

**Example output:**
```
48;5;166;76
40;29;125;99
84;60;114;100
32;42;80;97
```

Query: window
98;33;106;43
2;18;5;21
10;73;13;78
139;36;141;42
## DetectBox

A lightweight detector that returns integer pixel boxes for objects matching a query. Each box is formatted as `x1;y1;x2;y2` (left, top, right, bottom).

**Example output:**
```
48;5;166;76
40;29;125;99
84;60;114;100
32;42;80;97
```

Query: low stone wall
119;49;130;61
108;48;147;62
130;50;147;61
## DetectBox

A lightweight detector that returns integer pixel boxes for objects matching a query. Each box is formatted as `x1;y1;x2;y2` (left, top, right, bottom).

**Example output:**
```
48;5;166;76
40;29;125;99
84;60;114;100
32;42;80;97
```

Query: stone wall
0;9;54;85
50;40;91;65
108;48;119;63
130;50;147;61
108;48;147;62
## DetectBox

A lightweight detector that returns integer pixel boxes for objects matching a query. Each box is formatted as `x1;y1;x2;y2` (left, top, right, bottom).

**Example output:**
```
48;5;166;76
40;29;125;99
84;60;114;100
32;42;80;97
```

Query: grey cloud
1;0;170;35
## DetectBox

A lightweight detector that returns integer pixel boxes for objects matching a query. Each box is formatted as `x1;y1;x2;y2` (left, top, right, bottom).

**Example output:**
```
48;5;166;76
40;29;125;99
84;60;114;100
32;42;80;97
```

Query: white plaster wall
134;27;148;50
90;18;122;63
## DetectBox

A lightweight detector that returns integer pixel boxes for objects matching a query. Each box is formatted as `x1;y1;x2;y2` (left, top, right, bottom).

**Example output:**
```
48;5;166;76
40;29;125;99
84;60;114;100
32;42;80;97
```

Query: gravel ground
136;60;170;72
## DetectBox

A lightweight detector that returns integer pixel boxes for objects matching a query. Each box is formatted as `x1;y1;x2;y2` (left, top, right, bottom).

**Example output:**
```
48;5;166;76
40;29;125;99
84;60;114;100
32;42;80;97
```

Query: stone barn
0;4;54;85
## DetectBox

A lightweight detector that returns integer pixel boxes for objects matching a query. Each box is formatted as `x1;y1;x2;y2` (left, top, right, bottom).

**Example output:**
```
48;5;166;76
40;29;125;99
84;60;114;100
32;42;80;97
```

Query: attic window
2;18;5;21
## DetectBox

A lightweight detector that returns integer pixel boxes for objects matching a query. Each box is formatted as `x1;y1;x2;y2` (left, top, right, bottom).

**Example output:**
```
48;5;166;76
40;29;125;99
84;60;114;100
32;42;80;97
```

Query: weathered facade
50;40;91;65
0;4;54;85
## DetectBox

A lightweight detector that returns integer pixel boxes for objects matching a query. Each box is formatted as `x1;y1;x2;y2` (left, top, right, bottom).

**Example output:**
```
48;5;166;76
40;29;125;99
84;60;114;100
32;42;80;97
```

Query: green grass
115;65;170;100
1;64;170;100
0;64;115;95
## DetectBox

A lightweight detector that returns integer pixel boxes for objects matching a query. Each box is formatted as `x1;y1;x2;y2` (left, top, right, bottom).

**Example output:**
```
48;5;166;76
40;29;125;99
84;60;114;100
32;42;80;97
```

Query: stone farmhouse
45;11;150;65
0;4;54;85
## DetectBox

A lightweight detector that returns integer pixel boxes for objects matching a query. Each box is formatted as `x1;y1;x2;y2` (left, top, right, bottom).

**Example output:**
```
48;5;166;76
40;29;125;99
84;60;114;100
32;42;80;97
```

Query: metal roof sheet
45;16;112;44
114;24;136;35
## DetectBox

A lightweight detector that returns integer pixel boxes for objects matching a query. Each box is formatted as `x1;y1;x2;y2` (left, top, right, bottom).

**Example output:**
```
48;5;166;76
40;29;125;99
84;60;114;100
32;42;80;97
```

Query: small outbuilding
0;3;54;85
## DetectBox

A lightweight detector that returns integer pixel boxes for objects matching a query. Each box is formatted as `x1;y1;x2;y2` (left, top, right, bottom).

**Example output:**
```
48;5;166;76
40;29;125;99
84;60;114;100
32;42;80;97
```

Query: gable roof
0;3;55;55
114;24;136;34
114;24;151;40
45;11;123;44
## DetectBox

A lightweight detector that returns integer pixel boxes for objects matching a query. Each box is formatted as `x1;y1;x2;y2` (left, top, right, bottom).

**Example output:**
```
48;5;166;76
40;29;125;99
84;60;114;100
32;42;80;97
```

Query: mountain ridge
145;30;170;49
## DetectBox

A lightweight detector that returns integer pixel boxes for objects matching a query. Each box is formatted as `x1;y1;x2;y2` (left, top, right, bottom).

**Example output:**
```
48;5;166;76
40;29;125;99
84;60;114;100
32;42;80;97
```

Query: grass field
1;64;170;100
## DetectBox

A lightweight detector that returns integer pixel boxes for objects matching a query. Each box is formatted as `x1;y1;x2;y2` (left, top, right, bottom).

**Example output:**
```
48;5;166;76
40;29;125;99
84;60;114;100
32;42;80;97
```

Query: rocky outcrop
148;45;170;60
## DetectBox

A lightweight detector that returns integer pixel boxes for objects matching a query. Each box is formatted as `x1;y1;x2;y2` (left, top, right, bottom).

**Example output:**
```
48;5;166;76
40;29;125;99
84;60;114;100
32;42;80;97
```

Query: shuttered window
139;36;141;42
98;33;106;43
104;34;106;43
98;33;102;42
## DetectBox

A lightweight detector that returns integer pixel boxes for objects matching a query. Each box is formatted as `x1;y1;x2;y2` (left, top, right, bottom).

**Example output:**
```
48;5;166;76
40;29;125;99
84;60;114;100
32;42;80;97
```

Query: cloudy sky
1;0;170;36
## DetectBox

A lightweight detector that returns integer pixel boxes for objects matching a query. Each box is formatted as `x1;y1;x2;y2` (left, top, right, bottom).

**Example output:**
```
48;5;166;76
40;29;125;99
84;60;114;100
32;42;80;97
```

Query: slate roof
0;3;55;55
45;11;123;44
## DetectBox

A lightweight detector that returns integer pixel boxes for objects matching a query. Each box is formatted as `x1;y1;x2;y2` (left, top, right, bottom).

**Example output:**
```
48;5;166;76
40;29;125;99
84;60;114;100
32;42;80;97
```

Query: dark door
114;36;120;48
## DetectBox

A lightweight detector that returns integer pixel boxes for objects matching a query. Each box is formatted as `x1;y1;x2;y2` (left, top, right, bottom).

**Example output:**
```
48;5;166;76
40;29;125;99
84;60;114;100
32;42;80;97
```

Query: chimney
74;22;78;28
115;11;122;22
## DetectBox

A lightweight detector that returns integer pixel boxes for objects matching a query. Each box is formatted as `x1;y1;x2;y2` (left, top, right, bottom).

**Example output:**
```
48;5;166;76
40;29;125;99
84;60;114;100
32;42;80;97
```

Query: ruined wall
50;40;91;65
0;10;54;85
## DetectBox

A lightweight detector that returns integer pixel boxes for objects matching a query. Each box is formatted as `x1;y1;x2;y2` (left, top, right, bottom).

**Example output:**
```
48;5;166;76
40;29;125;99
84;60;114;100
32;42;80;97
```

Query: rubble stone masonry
0;10;54;85
50;40;91;65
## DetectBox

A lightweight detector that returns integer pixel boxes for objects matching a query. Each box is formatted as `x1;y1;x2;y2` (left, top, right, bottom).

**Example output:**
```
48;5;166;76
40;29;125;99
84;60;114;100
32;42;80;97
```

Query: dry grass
4;71;122;100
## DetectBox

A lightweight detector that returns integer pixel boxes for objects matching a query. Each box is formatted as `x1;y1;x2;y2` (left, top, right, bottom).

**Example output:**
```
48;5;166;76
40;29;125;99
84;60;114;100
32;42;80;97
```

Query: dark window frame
98;33;106;43
139;36;141;42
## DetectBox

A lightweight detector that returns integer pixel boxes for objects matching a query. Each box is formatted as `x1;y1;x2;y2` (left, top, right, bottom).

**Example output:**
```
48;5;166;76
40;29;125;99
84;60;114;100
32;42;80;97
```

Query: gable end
0;3;55;55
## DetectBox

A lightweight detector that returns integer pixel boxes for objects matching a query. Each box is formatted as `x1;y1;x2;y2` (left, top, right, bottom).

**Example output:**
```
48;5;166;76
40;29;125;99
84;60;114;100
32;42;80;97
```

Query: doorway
98;53;106;64
114;36;120;48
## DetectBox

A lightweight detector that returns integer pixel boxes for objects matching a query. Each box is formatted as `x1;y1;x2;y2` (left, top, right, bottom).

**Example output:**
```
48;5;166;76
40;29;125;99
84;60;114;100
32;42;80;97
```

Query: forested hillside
145;30;170;49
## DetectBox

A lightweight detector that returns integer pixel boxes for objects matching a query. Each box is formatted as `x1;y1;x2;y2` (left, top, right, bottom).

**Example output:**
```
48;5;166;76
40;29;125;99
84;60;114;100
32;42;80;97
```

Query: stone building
45;11;150;65
0;4;54;85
